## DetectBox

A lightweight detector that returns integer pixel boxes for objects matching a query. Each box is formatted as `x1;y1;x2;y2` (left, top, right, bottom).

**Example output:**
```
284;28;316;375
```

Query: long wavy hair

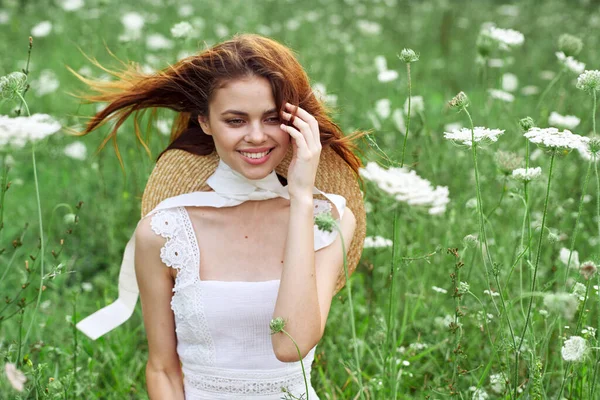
68;33;369;181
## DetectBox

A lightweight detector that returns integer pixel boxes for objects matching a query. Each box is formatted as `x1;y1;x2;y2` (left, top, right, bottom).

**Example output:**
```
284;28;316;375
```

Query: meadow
2;0;600;398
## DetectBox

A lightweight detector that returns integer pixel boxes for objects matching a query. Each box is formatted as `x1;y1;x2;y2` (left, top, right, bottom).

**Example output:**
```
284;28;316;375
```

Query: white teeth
240;150;270;159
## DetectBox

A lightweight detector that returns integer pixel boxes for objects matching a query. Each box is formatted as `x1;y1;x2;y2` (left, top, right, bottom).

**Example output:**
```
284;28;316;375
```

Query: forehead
210;76;276;112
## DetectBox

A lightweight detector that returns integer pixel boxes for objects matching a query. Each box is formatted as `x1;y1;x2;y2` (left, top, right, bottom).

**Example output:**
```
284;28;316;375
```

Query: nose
244;121;268;143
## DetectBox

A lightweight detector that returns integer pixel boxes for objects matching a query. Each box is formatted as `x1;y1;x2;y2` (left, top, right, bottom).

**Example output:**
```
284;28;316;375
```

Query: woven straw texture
141;145;366;293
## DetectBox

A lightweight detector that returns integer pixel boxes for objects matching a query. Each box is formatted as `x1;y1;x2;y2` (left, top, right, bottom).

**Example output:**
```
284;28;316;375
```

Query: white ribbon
76;159;346;340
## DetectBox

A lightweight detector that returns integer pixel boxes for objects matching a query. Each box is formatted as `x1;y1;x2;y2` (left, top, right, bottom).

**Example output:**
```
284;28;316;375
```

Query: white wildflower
443;126;505;148
524;127;587;151
470;386;489;400
432;286;448;294
435;314;459;329
364;235;393;248
178;4;194;17
357;19;381;35
81;282;93;292
392;109;406;133
490;372;506;394
501;73;518;92
556;52;585;75
576;70;600;93
548;111;580;130
63;213;76;224
581;326;597;337
375;98;391;119
171;21;194;38
64;141;87;160
30;69;60;96
358;162;450;215
214;23;229;38
0;11;9;24
561;336;587;362
59;0;84;11
122;12;144;31
488;88;514;102
580;260;598;280
488;58;505;68
521;85;540;96
539;309;549;317
480;24;524;50
374;55;388;72
511;167;542;182
484;289;500;297
572;282;587;301
404;95;424;116
31;21;52;37
377;69;399;82
560;247;580;269
146;33;173;50
0;114;61;149
4;363;26;392
543;292;579;320
458;281;470;294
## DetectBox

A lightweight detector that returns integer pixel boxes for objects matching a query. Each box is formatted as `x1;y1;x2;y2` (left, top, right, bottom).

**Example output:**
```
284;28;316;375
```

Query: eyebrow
220;108;278;116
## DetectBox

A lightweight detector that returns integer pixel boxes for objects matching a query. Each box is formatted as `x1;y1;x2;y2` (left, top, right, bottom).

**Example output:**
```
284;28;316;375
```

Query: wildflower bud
269;317;286;334
449;91;469;110
558;34;583;57
588;136;600;156
476;33;495;57
314;211;336;233
398;48;419;63
0;71;27;100
458;281;470;294
519;116;535;131
576;70;600;93
579;260;598;280
495;150;524;175
547;231;559;243
462;234;479;248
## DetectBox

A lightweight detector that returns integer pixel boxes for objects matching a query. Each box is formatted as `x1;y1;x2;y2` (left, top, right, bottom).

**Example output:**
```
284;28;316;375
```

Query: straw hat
141;143;366;293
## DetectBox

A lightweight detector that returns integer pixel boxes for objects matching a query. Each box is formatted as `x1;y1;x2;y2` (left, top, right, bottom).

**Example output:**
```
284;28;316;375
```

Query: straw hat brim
141;144;366;293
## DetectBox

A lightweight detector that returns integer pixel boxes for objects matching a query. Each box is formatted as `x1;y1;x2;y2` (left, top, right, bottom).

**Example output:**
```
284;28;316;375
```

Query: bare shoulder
134;214;167;251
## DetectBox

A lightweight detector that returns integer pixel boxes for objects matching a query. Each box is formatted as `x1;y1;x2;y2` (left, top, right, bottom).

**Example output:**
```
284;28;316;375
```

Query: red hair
68;33;369;180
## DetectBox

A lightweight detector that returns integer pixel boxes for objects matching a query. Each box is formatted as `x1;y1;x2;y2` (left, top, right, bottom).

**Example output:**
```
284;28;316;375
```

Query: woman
73;33;368;399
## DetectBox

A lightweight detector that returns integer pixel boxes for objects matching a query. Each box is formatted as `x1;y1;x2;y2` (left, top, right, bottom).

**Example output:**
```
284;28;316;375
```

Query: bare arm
135;217;185;399
272;197;357;362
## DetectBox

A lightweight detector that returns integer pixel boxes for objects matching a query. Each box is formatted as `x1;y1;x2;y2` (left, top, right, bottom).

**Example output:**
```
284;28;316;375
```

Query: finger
281;110;315;150
285;103;320;147
280;123;309;157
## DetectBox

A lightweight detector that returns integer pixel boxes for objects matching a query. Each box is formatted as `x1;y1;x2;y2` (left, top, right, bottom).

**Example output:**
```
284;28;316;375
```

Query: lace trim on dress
150;207;216;366
183;367;311;395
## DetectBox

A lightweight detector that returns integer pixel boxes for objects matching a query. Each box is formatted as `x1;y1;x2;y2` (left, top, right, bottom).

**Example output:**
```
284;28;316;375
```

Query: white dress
149;200;333;399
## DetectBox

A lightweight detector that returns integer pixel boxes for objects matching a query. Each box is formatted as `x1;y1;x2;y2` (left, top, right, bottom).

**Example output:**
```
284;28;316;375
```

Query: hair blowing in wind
67;33;368;178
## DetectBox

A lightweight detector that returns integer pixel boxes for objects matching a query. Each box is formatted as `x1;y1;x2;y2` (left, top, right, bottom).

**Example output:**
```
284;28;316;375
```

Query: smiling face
197;75;290;180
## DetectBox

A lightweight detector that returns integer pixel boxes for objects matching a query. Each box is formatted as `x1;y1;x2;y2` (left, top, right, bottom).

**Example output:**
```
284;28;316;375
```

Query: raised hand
279;102;322;199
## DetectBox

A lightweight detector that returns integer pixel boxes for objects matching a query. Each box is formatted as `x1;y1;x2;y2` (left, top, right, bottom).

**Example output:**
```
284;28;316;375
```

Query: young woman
73;34;367;399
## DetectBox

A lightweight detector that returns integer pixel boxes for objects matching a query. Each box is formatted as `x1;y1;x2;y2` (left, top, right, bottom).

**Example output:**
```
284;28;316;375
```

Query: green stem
16;92;30;117
562;159;593;288
281;329;310;400
593;90;597;135
334;222;365;398
515;152;556;398
400;63;411;168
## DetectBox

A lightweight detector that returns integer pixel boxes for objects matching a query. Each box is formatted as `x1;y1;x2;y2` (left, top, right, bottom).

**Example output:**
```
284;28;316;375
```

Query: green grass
2;0;600;398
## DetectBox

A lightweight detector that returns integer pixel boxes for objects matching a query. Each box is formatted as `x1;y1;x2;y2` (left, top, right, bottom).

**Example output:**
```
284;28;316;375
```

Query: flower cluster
479;24;524;50
443;127;505;148
0;71;27;100
511;167;542;182
555;52;585;75
0;113;61;149
358;162;450;215
558;33;583;57
364;235;393;248
398;48;419;63
561;336;587;362
488;88;514;103
576;70;600;93
523;127;587;152
548;111;580;129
